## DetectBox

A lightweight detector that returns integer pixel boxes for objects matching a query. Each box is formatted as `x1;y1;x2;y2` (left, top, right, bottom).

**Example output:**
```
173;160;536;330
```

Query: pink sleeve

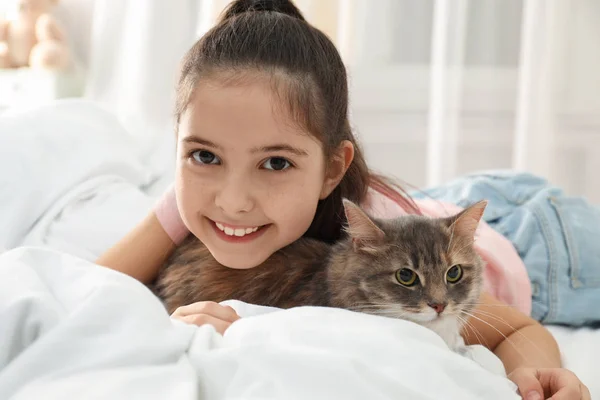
363;190;532;316
154;185;189;245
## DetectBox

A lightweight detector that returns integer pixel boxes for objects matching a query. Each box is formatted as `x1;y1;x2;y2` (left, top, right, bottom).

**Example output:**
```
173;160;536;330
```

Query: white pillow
0;99;154;248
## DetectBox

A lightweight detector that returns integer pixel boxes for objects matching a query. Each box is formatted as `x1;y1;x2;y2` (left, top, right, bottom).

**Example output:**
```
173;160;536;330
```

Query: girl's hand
171;301;240;335
508;367;590;400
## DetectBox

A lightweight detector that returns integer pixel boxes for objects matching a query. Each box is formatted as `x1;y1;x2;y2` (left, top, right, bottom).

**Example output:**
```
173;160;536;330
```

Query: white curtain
81;0;600;201
84;0;199;161
328;0;600;202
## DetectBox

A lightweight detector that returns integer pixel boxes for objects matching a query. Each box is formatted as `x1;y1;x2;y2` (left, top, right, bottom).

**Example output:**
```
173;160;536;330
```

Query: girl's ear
320;140;354;199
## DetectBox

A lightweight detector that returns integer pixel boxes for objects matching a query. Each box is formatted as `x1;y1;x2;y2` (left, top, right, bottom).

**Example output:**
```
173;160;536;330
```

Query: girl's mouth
209;219;270;243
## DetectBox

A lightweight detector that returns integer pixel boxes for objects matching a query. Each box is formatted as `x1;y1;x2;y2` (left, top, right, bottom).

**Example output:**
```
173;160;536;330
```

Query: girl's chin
212;252;269;270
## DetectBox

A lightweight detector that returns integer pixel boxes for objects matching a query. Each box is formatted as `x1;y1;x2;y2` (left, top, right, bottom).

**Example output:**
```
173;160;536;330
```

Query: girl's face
176;79;351;269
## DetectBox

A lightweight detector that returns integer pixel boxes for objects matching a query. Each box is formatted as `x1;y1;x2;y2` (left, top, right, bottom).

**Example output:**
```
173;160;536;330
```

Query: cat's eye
446;265;463;283
395;268;418;286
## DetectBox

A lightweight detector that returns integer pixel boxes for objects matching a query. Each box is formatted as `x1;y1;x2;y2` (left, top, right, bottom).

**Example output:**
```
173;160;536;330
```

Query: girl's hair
175;0;420;243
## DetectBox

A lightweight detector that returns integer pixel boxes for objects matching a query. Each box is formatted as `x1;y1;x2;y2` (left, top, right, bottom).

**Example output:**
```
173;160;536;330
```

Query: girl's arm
96;186;188;284
95;212;177;284
463;292;561;372
462;292;590;399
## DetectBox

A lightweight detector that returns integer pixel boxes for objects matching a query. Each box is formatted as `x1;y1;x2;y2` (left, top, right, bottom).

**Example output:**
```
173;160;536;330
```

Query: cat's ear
342;199;385;253
445;200;488;240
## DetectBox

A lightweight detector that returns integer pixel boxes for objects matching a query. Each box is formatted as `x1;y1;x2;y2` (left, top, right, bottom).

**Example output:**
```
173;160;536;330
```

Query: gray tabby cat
155;199;487;351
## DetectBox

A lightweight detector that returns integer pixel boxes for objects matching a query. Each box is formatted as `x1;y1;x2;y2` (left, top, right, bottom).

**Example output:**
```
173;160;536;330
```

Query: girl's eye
262;157;291;171
396;268;418;287
446;265;463;283
192;150;220;165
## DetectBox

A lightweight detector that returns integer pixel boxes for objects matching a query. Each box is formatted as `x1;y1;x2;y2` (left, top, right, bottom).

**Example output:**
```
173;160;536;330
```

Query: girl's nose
214;175;255;215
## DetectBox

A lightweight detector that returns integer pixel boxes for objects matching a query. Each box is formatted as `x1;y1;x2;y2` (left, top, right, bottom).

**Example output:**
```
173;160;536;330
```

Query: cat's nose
427;302;447;314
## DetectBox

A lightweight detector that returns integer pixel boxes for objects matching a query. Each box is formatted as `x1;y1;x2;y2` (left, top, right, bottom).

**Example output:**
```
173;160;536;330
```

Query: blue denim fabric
411;170;600;326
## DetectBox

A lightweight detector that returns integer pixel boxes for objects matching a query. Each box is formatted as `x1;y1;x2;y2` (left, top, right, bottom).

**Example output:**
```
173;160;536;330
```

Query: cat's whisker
349;306;411;315
460;303;513;308
348;301;412;309
347;303;416;319
348;305;389;311
456;315;475;342
447;221;456;253
461;311;531;365
456;314;489;349
350;308;401;317
468;308;555;366
351;305;417;315
347;302;389;309
363;310;410;318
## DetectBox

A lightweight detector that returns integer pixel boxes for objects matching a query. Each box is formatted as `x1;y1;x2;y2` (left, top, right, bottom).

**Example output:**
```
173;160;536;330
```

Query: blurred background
1;0;599;201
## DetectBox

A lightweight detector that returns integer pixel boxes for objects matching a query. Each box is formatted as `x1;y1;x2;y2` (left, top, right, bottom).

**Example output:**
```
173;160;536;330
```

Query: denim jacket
411;170;600;326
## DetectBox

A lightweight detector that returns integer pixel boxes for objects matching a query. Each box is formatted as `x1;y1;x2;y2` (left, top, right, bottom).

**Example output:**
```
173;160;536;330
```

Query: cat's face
336;200;486;324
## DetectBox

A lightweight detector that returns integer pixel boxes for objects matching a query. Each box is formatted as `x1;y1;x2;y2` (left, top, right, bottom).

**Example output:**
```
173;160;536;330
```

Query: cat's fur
155;200;487;350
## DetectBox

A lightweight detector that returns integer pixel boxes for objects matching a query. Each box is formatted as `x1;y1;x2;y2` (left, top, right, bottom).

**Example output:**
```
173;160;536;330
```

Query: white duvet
0;247;519;400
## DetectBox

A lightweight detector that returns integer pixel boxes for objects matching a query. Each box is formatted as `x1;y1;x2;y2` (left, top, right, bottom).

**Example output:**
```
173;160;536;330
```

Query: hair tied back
220;0;305;22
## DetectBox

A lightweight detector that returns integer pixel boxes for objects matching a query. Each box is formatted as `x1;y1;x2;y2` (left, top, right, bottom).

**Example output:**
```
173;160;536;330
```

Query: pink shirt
364;190;532;316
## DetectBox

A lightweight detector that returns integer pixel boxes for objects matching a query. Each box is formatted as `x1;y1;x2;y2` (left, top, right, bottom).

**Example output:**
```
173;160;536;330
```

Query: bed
0;100;598;398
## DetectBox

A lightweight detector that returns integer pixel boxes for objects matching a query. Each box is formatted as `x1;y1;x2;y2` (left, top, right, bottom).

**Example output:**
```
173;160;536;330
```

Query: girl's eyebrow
251;144;308;157
181;136;221;149
181;135;308;157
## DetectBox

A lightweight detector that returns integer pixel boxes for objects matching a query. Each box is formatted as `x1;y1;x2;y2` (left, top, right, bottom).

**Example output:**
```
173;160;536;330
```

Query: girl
98;1;590;399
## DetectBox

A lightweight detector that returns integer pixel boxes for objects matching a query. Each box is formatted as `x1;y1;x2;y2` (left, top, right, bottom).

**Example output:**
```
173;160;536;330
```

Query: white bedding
0;247;519;400
0;100;598;398
0;100;158;259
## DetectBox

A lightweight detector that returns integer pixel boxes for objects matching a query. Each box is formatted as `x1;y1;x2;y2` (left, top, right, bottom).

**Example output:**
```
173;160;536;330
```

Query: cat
154;199;487;351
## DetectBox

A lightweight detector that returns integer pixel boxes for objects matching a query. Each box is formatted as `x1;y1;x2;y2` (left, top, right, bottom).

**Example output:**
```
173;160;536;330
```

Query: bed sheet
546;325;599;398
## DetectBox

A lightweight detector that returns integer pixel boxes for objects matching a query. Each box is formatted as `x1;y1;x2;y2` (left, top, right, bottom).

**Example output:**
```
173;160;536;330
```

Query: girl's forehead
180;80;321;149
190;79;277;116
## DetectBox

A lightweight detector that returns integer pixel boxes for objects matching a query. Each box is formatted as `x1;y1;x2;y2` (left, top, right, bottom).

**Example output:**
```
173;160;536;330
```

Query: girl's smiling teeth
214;221;262;237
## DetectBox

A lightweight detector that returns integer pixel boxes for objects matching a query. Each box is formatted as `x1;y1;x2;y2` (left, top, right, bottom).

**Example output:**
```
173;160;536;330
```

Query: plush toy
0;0;71;70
